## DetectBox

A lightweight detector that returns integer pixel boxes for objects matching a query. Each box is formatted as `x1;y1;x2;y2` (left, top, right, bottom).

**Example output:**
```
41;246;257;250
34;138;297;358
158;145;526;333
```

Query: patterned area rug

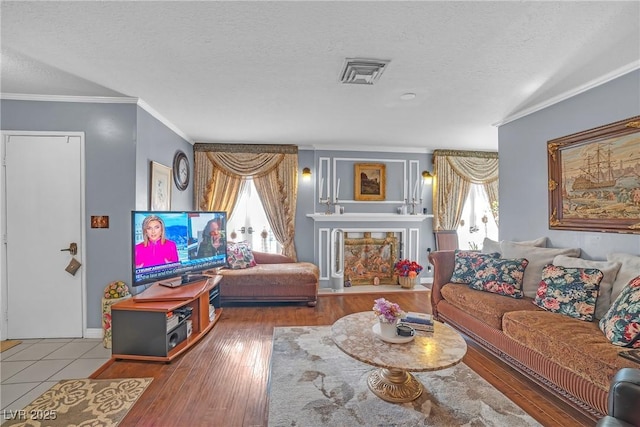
269;326;541;426
0;340;22;353
1;378;152;427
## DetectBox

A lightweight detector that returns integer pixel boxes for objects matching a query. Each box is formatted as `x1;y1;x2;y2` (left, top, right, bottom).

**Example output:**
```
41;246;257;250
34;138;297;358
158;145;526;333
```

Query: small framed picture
355;163;386;201
150;161;172;210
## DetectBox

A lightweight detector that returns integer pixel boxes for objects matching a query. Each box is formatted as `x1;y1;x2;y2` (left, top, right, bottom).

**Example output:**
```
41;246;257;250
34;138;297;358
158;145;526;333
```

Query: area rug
268;326;540;426
0;340;22;353
1;378;152;427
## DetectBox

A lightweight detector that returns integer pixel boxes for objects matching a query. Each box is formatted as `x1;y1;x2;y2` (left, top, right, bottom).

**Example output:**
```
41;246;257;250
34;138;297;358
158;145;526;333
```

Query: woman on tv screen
135;214;179;268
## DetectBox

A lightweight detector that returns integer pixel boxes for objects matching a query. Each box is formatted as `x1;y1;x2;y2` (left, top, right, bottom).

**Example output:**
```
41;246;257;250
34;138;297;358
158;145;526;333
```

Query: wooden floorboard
96;292;596;427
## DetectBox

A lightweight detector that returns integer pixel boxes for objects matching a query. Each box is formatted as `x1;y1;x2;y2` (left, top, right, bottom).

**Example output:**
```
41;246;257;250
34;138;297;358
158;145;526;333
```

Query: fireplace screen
343;232;399;285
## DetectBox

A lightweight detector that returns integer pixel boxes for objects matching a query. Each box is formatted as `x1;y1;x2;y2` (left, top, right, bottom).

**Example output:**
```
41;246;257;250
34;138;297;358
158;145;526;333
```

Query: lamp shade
422;170;433;184
302;167;312;181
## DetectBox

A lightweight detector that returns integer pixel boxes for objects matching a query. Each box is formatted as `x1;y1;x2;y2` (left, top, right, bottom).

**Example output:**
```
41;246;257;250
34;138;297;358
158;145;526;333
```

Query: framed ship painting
547;115;640;234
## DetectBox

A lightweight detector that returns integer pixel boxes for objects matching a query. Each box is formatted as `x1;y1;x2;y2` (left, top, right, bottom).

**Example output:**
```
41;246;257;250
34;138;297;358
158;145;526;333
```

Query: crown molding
0;93;138;104
493;60;640;127
0;93;193;144
136;99;193;144
299;144;431;154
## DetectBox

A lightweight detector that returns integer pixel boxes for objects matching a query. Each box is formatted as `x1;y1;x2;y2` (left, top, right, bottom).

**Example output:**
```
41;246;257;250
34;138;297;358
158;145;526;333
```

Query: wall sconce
302;167;312;182
422;170;433;184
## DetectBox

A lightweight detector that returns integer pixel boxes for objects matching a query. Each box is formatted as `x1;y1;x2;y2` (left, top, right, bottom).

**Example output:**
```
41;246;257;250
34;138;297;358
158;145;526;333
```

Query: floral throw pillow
469;258;529;298
450;250;500;284
226;241;257;270
533;264;603;322
599;275;640;348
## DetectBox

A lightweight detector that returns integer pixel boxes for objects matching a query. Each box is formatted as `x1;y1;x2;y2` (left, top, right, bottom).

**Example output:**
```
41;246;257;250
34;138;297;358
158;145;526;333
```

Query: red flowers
393;259;423;277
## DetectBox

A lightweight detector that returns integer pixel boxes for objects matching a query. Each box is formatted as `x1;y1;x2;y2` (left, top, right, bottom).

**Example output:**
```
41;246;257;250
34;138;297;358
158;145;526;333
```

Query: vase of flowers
394;259;423;289
372;298;404;337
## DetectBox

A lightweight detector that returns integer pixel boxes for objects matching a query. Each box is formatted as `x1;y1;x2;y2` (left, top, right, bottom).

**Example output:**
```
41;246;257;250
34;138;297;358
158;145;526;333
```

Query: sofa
217;250;319;306
596;368;640;427
428;242;640;421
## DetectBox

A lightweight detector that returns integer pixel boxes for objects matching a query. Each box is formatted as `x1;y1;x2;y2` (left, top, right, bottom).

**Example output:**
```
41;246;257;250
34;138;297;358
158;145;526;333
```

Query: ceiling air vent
340;58;390;85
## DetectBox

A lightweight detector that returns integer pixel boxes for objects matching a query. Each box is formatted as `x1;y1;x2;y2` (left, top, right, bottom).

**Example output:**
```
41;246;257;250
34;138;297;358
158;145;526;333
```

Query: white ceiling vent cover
340;58;391;85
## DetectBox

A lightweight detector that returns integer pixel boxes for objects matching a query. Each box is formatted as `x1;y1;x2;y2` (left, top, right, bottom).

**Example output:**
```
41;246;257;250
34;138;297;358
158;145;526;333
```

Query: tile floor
1;338;111;412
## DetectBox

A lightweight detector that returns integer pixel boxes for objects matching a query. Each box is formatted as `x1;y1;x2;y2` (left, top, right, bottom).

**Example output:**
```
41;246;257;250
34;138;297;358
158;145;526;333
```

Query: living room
1;2;639;426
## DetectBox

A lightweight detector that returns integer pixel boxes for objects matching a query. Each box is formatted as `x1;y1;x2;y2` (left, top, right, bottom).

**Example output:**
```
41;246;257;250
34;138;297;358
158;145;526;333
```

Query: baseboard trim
84;328;103;339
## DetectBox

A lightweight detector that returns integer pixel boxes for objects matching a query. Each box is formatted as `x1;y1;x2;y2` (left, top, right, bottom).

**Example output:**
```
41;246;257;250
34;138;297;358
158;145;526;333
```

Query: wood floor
95;291;596;427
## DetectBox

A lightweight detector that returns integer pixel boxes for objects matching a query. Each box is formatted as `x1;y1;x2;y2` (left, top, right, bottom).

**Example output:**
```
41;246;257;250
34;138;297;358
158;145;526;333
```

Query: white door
4;133;84;338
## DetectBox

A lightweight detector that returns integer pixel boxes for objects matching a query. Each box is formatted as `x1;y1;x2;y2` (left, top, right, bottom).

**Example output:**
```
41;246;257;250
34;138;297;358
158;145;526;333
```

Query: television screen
131;211;227;287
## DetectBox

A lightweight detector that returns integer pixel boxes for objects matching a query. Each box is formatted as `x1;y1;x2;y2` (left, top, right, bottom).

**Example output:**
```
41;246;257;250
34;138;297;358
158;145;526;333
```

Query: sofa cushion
469;257;528;298
226;241;257;269
440;283;541;330
502;310;638;391
500;242;581;298
481;236;547;254
450;250;500;284
599;275;640;348
553;255;622;320
533;264;603;322
608;253;640;303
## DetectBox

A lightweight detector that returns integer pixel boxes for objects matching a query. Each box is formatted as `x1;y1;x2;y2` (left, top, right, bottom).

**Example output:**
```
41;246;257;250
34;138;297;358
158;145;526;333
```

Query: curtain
194;143;299;260
432;149;499;231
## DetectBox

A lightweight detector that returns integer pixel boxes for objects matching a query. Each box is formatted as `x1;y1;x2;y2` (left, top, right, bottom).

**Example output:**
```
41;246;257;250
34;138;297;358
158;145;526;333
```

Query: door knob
61;242;78;255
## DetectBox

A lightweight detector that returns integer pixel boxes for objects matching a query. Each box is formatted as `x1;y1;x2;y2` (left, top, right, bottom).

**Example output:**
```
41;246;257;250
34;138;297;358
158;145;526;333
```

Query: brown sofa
217;251;319;306
428;250;638;421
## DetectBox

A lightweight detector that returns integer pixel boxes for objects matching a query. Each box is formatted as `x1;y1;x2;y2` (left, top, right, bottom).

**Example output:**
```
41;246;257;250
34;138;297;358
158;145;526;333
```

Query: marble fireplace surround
307;213;432;285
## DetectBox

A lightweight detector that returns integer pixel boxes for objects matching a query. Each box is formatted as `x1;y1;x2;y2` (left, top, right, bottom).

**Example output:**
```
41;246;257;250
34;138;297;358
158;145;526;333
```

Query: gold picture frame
354;163;386;201
547;115;640;234
150;161;172;211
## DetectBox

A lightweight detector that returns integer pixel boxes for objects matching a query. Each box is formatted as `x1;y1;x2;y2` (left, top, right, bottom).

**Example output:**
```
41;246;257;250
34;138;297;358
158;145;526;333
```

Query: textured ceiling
1;1;639;151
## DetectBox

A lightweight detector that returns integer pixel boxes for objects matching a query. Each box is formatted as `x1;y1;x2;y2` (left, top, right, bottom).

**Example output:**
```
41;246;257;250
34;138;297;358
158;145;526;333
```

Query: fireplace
343;232;399;285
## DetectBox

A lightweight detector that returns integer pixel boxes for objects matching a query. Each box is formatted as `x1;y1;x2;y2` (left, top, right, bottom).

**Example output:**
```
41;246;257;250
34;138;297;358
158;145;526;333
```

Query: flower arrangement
372;298;405;323
393;259;423;278
103;281;130;299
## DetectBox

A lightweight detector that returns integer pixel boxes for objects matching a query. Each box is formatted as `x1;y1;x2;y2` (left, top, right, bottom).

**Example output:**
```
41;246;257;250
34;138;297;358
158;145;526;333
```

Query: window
227;178;281;253
457;184;498;250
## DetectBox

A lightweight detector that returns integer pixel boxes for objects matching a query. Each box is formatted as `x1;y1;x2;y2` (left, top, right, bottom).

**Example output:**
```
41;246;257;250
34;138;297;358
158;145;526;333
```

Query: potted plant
393;259;423;289
372;298;405;337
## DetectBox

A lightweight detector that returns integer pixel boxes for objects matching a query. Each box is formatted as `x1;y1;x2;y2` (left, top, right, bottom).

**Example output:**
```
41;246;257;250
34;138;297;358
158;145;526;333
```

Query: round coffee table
331;311;467;403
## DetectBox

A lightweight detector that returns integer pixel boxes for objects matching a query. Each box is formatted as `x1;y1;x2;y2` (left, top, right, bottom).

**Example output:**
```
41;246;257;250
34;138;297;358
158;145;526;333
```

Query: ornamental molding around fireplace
315;227;421;282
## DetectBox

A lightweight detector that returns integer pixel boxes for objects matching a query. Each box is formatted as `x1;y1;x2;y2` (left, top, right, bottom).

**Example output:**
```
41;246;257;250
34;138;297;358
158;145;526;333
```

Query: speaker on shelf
167;322;188;351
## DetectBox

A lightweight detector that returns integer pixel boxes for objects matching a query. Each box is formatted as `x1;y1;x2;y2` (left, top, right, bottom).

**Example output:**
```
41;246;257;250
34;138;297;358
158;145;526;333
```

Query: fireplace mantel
306;213;432;222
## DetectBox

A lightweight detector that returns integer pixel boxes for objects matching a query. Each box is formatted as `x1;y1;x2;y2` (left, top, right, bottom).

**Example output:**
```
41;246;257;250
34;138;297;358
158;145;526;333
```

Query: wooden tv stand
111;276;222;362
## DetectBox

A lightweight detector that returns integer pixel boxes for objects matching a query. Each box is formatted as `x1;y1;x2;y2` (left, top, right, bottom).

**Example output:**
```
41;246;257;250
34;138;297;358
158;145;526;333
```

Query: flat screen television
131;210;227;287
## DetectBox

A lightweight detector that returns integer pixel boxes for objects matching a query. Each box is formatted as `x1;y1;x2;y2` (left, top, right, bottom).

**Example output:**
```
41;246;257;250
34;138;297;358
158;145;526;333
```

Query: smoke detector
340;58;390;85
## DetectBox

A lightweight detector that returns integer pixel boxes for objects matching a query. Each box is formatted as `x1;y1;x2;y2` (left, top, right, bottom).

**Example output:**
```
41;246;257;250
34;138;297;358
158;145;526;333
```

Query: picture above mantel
306;213;432;222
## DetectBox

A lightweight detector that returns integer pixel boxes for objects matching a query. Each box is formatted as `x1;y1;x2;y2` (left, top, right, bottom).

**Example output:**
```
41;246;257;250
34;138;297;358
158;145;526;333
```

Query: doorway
1;132;86;339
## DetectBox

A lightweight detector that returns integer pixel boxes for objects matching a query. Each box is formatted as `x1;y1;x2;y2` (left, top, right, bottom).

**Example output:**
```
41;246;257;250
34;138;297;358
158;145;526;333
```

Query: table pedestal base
367;368;423;402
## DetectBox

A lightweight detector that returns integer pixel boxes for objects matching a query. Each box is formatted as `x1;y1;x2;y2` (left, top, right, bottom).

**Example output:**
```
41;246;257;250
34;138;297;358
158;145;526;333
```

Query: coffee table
331;311;467;403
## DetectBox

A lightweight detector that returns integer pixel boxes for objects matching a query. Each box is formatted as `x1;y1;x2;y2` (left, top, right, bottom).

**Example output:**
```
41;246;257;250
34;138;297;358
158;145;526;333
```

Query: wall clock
173;150;190;191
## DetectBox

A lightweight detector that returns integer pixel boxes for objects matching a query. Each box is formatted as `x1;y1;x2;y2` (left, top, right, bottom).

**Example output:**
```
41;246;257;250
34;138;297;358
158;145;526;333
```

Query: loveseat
217;250;319;307
428;241;640;420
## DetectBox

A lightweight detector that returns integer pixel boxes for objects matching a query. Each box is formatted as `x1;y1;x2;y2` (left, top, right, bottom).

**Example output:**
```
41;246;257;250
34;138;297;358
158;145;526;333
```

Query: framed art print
547;115;640;234
150;161;172;211
354;163;386;201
